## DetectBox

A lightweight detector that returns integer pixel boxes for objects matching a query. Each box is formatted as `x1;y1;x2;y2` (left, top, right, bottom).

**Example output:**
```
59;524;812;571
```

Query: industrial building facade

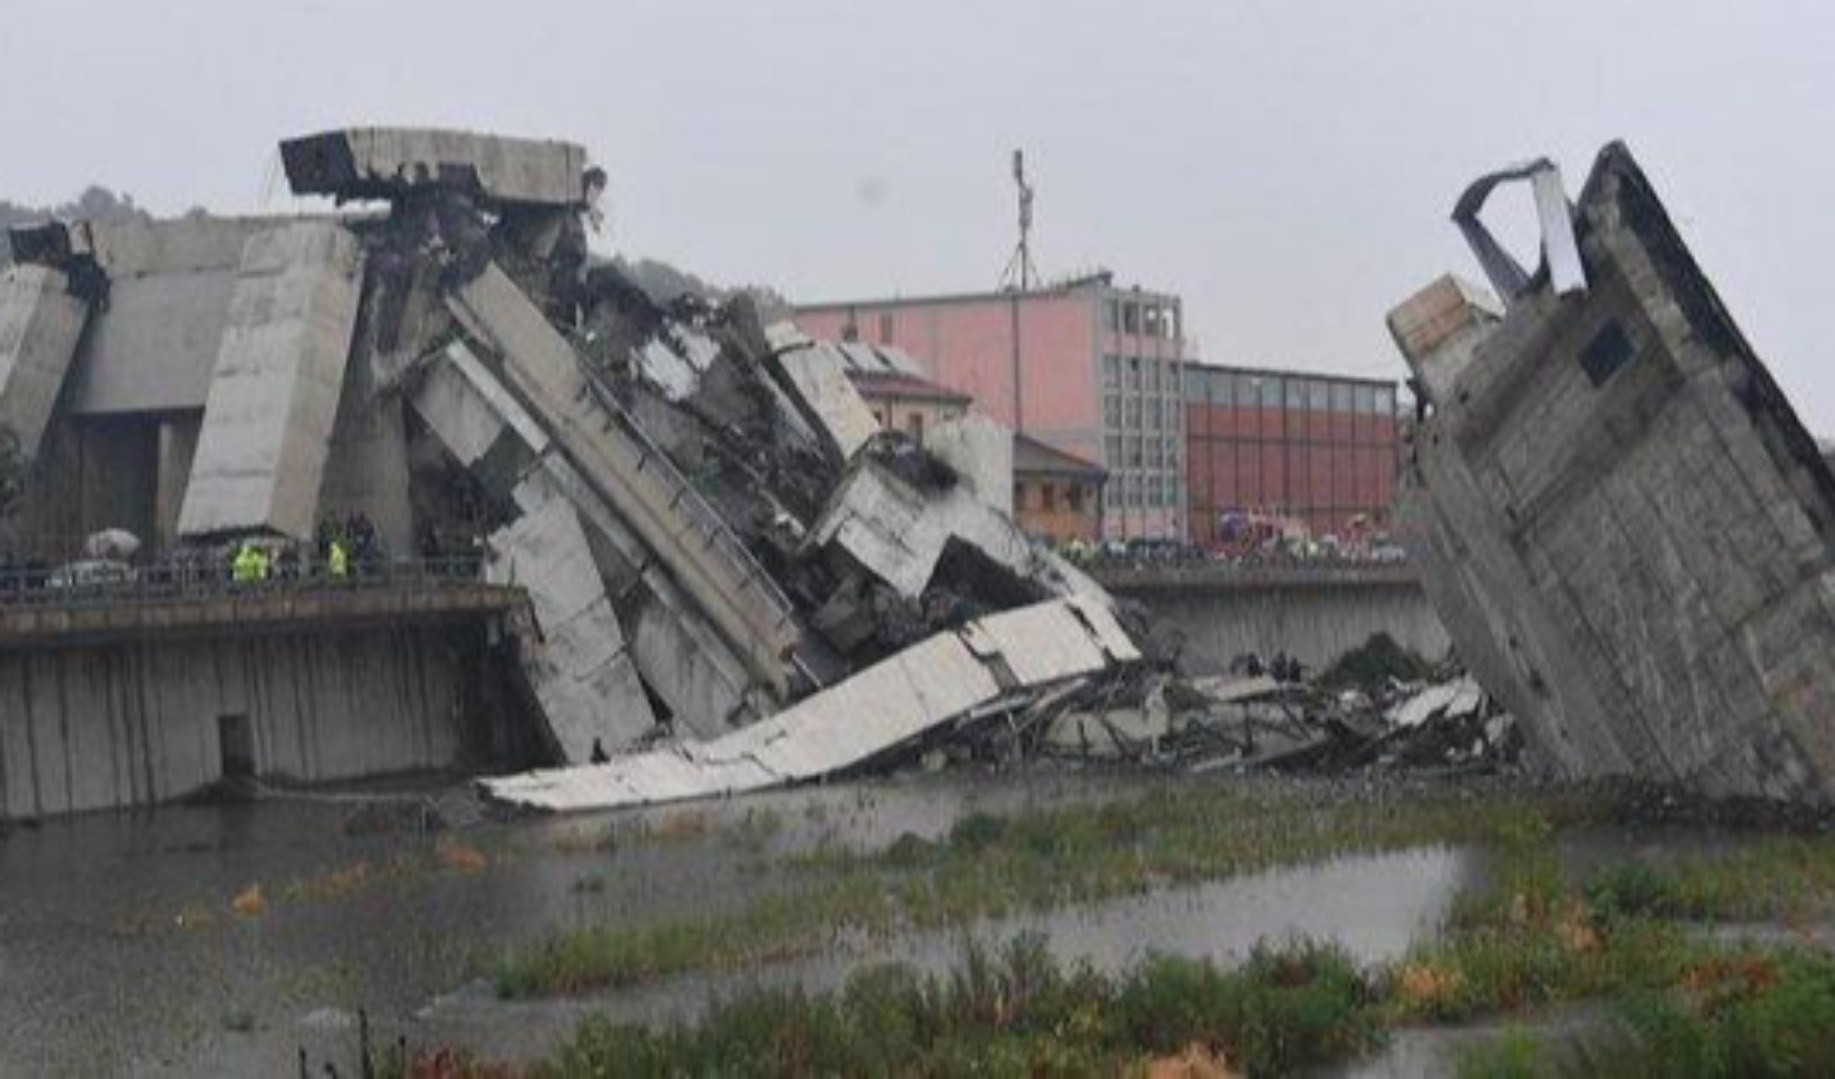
795;274;1190;540
1183;365;1401;547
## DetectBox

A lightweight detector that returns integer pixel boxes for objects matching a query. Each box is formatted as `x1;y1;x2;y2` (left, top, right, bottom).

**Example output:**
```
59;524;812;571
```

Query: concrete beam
486;499;657;759
446;263;798;694
409;341;762;736
281;128;588;207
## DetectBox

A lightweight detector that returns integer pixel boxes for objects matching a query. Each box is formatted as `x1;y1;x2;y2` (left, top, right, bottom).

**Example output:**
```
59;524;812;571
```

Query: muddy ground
1;767;1830;1076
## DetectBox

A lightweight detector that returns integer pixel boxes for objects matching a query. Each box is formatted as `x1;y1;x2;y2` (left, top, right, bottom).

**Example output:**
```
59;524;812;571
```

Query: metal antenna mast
1000;149;1037;291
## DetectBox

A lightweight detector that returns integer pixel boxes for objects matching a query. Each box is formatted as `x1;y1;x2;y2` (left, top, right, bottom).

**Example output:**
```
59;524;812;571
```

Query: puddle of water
0;769;1161;1075
405;844;1489;1067
0;770;1804;1075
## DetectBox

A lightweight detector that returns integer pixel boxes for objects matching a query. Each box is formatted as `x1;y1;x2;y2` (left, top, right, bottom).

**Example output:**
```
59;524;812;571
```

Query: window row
1188;373;1396;416
1103;394;1187;433
1102;299;1181;341
1104;434;1184;469
1104;472;1186;509
1100;355;1185;395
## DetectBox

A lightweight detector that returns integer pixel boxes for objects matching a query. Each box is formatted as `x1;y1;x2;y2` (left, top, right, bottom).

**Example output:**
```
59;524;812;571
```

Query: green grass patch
1584;837;1835;924
1455;951;1835;1078
527;934;1383;1078
497;782;1620;998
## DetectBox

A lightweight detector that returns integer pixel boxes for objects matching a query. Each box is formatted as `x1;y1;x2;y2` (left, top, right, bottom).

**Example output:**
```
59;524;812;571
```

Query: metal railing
0;554;493;610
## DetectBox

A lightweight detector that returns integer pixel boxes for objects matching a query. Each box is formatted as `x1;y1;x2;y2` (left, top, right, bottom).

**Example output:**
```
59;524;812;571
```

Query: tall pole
1000;149;1037;292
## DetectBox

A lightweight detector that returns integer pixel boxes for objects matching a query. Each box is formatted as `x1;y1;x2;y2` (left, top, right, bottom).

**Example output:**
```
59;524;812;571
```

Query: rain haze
19;4;1835;1074
4;0;1833;422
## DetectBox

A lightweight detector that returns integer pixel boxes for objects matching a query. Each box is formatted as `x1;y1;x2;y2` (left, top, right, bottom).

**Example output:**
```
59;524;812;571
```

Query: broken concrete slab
481;594;1138;813
808;456;1037;601
486;499;657;759
447;263;801;693
773;339;882;461
177;221;364;538
409;340;763;737
1397;142;1835;805
0;264;88;458
281;128;590;207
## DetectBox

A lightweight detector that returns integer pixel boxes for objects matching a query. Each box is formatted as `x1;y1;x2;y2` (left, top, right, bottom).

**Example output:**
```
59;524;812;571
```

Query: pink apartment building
795;273;1191;539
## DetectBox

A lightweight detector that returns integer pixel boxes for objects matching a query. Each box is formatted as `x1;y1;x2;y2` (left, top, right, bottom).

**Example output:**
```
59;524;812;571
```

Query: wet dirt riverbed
0;770;1782;1075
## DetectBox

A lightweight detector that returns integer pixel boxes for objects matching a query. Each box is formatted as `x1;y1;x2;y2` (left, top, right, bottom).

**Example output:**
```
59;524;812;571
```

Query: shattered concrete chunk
486;499;656;759
410;341;761;736
446;263;801;693
1397;141;1835;804
178;222;363;538
481;595;1138;813
809;456;1037;601
773;340;882;461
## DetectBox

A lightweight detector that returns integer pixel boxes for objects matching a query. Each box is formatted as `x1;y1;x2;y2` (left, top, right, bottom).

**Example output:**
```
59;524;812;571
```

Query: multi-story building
795;273;1190;540
1182;365;1401;547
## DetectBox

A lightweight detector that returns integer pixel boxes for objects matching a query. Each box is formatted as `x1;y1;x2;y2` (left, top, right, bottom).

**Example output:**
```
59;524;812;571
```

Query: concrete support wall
1108;578;1449;673
0;623;507;820
179;222;364;539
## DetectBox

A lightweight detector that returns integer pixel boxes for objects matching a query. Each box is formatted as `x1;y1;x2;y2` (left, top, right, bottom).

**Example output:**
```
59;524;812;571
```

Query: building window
1103;395;1122;427
1103;300;1120;332
1068;484;1085;512
1310;380;1330;412
1127;358;1142;390
1147;361;1162;392
1042;483;1057;511
1123;303;1140;335
1331;383;1354;412
1143;305;1162;338
1146;399;1162;430
1105;435;1123;464
841;321;859;343
1127;437;1143;467
908;412;924;444
1124;400;1141;430
1102;355;1120;388
879;312;894;344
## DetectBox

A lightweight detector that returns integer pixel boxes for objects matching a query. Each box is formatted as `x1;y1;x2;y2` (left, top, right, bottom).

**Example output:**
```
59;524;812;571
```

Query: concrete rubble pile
0;127;1148;813
1019;661;1521;777
1391;143;1835;806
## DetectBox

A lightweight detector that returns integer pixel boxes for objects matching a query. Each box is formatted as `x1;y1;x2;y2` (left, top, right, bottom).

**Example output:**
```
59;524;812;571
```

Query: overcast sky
5;1;1834;425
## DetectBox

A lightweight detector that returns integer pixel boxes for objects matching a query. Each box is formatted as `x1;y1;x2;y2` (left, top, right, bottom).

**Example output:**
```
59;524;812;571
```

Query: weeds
498;784;1608;998
528;934;1380;1078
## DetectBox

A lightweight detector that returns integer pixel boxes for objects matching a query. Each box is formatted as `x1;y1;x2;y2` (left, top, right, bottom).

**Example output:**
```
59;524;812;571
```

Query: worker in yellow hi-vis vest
328;538;350;581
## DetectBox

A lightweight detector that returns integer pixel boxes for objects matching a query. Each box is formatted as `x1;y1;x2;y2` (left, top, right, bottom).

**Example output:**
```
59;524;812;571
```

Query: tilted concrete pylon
178;221;364;539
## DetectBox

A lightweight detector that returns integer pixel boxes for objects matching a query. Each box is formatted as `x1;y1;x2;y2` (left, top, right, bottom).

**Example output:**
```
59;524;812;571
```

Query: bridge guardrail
0;555;492;610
